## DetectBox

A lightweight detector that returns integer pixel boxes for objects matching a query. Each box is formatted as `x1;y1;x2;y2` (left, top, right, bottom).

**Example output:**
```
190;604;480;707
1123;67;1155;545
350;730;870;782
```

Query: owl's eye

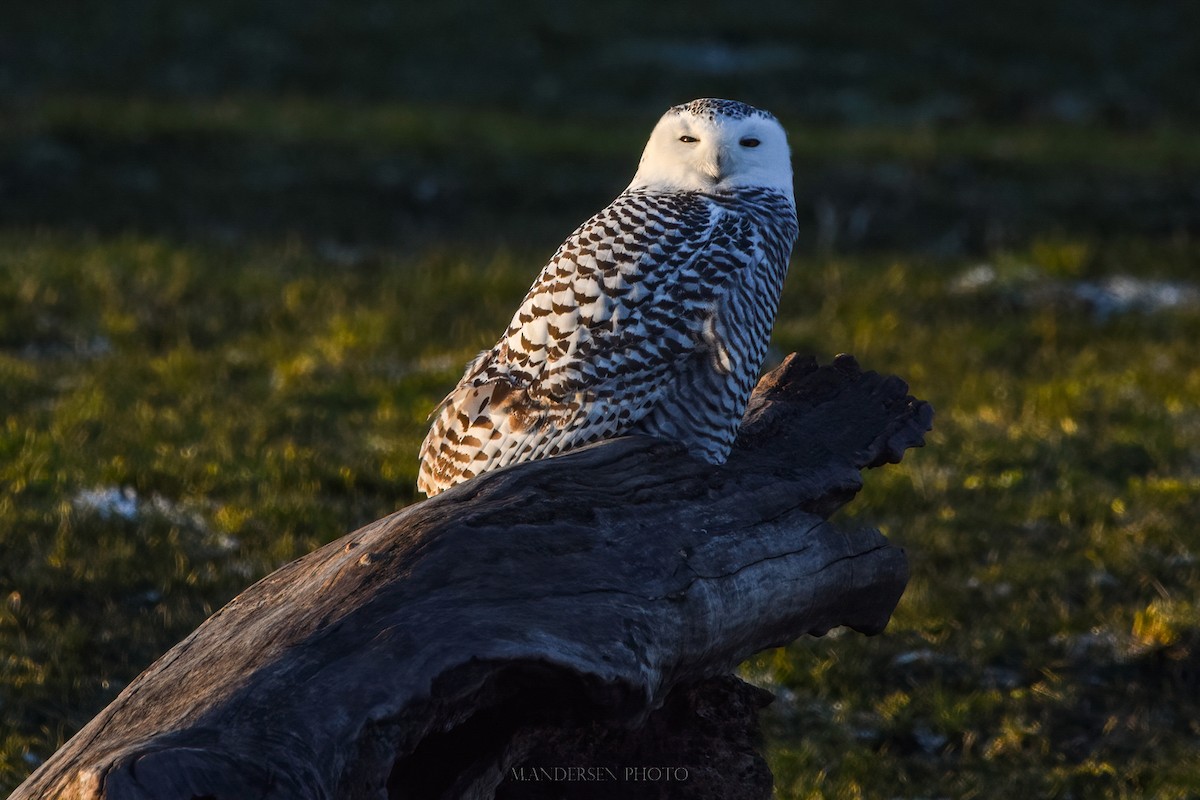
678;135;699;143
739;137;761;148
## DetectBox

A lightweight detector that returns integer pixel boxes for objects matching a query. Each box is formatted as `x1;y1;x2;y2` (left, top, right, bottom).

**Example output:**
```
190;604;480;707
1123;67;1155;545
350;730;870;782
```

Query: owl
418;98;799;496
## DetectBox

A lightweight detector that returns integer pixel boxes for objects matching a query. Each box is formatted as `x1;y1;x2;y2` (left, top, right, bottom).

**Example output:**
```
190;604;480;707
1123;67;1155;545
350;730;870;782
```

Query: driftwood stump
13;354;932;800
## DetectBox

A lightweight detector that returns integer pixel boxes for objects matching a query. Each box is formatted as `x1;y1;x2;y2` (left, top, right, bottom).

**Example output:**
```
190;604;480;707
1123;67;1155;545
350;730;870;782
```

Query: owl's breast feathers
417;188;797;496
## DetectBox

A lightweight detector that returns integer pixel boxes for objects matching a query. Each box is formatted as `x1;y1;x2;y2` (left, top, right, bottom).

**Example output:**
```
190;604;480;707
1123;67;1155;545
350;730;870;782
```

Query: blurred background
2;2;1198;797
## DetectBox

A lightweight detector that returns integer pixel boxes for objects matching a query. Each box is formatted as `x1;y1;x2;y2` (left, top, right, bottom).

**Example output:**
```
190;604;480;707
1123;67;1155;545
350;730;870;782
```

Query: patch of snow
1074;276;1200;320
72;486;140;521
20;335;113;362
147;493;210;533
71;485;217;541
950;265;1200;321
951;263;997;292
890;648;932;667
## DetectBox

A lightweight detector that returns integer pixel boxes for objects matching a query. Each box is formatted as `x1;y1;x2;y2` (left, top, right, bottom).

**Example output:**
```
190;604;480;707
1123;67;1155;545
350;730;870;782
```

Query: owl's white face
627;99;794;202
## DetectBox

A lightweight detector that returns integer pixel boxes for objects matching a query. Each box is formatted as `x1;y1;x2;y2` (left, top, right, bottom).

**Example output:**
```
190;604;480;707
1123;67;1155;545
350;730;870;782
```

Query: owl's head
628;98;794;201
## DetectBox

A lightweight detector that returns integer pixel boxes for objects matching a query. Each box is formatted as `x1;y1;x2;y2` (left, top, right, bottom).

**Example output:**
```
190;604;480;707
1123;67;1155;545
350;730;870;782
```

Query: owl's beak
702;147;729;183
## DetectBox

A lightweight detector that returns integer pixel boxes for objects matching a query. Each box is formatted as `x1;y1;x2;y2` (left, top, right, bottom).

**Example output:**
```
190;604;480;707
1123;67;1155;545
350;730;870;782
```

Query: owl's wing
417;191;764;496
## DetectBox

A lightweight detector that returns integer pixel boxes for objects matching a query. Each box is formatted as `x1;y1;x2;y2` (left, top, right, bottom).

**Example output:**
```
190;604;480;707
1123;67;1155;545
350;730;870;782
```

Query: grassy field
3;3;1200;797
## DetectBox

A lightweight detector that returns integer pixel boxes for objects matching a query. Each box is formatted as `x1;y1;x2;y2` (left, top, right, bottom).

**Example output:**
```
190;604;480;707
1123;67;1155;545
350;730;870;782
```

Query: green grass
3;2;1200;796
3;231;1198;797
753;239;1200;799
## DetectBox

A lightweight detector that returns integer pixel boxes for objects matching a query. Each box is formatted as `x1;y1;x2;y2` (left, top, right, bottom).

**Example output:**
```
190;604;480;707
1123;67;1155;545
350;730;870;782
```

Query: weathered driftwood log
14;354;932;800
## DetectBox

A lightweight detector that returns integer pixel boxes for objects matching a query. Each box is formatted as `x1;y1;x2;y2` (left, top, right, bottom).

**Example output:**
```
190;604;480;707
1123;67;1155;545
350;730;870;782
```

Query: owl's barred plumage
418;99;799;496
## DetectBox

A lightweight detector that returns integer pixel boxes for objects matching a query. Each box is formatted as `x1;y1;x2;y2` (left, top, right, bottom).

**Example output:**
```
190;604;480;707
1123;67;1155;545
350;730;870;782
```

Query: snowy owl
418;98;799;496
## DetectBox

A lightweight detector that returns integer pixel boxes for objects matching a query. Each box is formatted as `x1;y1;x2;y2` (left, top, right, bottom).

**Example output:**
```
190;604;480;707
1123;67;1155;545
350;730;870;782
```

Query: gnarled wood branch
13;354;932;800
